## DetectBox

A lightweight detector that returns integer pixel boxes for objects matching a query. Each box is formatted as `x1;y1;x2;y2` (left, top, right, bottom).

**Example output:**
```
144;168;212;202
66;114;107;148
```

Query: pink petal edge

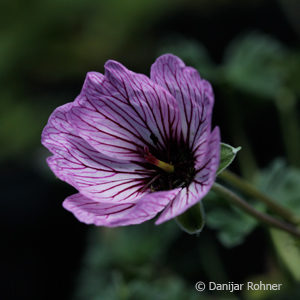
63;188;181;227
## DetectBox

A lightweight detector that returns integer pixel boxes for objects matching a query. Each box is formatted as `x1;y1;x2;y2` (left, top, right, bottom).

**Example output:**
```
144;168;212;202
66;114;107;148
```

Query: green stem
219;170;300;225
212;183;300;239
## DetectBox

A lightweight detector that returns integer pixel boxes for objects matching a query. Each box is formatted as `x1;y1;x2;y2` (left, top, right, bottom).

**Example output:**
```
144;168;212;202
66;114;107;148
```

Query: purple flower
41;54;220;227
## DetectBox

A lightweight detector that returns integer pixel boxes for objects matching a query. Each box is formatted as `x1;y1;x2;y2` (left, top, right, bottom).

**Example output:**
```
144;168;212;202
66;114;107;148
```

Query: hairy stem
212;183;300;239
219;170;300;225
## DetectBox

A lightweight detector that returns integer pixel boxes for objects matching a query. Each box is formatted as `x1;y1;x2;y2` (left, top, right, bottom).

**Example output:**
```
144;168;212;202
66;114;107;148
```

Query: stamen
144;147;174;173
140;174;161;193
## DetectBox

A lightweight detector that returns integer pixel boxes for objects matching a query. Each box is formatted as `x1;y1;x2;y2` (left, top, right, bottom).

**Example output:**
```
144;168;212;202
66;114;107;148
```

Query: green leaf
175;202;205;234
255;159;300;214
254;159;300;279
270;228;300;281
205;191;263;248
217;143;241;175
223;32;287;99
207;205;262;248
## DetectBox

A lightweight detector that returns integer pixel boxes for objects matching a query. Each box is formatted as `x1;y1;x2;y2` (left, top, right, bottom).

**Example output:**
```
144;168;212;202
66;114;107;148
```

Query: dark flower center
142;139;196;192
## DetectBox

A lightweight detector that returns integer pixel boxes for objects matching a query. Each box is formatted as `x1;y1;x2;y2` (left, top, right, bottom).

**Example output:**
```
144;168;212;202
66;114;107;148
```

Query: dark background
1;0;300;299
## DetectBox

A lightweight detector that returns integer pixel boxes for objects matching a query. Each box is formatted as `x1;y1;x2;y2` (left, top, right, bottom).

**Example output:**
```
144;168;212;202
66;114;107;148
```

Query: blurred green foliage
258;160;300;282
73;223;197;300
223;33;287;99
74;223;236;300
205;192;264;248
257;159;300;214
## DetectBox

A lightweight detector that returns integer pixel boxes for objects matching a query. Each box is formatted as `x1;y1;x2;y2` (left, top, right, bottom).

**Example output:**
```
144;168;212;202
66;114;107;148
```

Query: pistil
144;147;174;173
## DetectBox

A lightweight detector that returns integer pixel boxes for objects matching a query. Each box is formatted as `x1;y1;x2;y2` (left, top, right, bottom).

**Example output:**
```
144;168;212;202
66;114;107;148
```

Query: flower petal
42;103;153;203
151;54;214;150
67;61;181;161
63;189;180;227
155;127;220;224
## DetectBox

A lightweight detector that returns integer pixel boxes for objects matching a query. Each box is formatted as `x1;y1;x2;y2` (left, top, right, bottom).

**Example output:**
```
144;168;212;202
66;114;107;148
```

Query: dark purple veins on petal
137;138;197;192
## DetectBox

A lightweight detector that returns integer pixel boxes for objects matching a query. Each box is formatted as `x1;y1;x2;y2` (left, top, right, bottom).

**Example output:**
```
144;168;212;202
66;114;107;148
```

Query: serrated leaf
217;143;241;175
175;202;205;235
